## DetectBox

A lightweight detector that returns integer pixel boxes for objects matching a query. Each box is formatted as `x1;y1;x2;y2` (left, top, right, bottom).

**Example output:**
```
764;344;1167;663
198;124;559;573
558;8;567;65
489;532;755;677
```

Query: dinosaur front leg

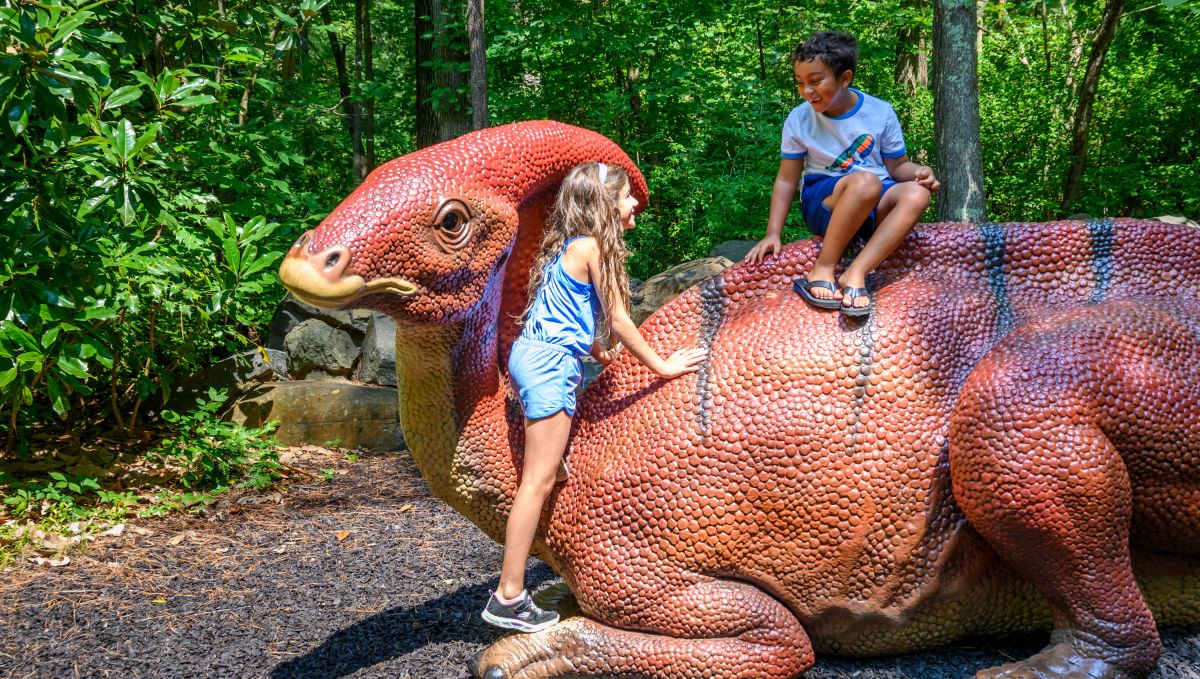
470;579;813;678
950;374;1158;678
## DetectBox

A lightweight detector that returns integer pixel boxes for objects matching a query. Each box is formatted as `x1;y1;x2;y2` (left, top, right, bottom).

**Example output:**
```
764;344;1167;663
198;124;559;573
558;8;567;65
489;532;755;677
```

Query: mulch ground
2;449;1198;679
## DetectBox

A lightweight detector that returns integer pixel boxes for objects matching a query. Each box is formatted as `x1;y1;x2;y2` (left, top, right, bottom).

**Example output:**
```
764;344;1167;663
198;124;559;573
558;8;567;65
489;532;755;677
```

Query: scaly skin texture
279;121;1200;679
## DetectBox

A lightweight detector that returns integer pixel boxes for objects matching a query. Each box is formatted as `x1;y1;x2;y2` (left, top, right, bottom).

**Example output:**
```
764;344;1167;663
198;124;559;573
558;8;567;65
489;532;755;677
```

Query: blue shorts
801;172;898;240
508;338;584;420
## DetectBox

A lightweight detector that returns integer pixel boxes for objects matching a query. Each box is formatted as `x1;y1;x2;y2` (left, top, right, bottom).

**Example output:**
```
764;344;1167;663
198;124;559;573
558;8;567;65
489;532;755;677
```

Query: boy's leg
839;182;932;308
806;172;884;301
498;410;572;599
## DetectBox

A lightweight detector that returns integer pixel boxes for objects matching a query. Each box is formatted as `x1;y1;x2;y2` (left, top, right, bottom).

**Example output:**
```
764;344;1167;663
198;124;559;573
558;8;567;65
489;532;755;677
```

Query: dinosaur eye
433;199;472;252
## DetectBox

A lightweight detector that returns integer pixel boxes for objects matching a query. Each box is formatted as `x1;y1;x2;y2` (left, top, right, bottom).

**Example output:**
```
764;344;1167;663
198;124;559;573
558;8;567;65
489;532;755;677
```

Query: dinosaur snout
278;231;365;309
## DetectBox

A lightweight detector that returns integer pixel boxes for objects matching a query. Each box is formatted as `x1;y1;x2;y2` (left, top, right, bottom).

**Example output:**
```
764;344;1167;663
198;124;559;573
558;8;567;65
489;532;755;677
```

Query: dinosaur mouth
287;276;421;310
279;249;420;309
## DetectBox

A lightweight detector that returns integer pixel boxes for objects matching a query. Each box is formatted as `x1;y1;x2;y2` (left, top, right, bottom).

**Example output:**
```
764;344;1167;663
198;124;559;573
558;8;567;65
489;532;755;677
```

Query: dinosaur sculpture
278;121;1200;679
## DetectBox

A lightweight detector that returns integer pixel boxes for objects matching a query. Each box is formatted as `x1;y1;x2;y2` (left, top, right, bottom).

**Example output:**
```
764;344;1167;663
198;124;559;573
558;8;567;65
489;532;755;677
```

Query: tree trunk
415;0;471;148
321;6;356;163
1060;0;1124;213
467;0;489;130
932;0;987;222
895;0;929;94
352;0;366;182
363;0;375;171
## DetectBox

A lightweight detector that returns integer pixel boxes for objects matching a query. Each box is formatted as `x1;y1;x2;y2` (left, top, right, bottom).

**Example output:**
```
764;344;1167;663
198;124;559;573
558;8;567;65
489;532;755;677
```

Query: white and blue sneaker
481;591;559;633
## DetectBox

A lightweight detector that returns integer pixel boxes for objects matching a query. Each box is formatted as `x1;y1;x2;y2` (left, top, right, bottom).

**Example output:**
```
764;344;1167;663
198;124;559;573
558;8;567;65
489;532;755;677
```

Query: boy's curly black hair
791;31;858;78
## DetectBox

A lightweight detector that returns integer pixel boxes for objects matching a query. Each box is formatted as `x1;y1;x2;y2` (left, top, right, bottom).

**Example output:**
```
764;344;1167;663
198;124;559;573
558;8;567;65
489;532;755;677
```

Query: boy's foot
482;591;560;633
794;278;842;310
839;286;873;317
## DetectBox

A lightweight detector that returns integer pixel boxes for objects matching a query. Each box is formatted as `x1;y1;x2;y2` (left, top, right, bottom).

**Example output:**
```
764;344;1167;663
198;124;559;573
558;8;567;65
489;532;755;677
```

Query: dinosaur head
278;159;520;323
279;121;647;325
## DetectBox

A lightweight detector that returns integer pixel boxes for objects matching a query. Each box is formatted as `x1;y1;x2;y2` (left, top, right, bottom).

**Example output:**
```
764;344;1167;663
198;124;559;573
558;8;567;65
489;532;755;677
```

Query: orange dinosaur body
280;121;1200;679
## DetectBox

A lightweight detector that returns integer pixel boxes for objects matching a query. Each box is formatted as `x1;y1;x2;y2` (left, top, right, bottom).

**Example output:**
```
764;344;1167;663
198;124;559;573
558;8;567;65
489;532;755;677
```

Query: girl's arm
577;239;705;378
590;339;611;366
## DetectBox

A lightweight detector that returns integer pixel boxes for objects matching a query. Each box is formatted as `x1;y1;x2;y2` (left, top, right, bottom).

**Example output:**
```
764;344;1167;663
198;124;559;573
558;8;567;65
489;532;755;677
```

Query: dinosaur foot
975;643;1133;679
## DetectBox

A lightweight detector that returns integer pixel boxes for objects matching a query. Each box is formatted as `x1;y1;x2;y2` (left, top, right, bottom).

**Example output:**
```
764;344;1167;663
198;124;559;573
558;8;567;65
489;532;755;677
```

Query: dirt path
2;451;1198;679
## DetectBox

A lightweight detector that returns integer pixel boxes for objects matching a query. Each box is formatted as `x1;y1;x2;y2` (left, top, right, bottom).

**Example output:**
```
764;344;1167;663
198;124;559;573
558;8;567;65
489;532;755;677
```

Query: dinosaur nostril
325;252;341;270
295;233;309;248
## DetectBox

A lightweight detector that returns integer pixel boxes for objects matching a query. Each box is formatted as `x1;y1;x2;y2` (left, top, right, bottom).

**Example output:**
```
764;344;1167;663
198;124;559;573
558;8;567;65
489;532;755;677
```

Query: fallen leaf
40;533;79;552
330;388;341;394
129;525;152;536
96;524;126;538
335;530;350;541
151;598;167;605
28;556;71;567
399;504;413;513
168;533;187;546
212;547;230;554
272;545;287;554
442;578;455;585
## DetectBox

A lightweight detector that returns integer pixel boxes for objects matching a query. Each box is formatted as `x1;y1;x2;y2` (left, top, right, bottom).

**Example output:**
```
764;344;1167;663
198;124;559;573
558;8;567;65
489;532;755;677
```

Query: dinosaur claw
976;643;1131;679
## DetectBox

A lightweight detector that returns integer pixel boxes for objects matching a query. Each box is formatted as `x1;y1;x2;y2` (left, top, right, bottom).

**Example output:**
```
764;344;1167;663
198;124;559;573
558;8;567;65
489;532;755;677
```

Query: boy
744;31;939;316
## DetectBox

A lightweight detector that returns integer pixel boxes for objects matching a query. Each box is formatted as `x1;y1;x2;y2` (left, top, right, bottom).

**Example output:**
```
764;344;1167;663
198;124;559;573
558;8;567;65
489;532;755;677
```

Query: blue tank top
520;236;601;356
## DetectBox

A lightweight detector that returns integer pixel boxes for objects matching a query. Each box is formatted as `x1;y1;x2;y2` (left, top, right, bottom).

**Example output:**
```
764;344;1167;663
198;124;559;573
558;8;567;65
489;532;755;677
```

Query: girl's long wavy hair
518;161;632;341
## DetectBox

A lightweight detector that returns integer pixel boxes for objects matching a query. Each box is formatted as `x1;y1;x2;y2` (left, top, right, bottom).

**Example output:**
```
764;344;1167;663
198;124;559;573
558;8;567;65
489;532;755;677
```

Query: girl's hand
915;166;941;193
655;348;707;378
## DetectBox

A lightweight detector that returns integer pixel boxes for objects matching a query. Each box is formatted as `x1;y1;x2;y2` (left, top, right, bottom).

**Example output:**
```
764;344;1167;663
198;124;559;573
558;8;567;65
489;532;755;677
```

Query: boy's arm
744;158;804;264
884;154;941;193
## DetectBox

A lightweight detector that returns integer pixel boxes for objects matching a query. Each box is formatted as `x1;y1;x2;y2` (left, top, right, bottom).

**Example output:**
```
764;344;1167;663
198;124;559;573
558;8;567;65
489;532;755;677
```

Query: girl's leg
806;172;884;300
497;409;573;600
839;182;932;308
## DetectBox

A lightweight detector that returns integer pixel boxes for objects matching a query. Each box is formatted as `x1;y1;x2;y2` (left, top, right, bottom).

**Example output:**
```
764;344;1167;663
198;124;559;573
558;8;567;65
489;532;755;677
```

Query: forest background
1;0;1198;523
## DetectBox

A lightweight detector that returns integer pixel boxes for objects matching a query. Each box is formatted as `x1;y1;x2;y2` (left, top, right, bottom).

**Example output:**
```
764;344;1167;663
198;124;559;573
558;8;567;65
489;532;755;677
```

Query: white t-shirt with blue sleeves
780;89;907;180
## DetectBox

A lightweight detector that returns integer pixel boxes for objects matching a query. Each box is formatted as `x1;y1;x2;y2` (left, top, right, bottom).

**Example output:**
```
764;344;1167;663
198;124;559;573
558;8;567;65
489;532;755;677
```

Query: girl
482;161;706;632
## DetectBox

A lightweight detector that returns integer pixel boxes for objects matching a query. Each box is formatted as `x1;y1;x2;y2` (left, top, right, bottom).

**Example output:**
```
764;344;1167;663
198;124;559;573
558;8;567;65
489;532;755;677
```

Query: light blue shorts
508;338;584;420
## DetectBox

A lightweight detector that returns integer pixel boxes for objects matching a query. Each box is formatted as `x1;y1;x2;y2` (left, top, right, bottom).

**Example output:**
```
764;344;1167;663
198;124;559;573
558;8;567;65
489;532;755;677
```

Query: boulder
708;239;757;262
230;381;404;450
356;314;398;387
630;257;734;327
168;348;288;411
1156;215;1199;229
267;295;371;350
284;319;359;379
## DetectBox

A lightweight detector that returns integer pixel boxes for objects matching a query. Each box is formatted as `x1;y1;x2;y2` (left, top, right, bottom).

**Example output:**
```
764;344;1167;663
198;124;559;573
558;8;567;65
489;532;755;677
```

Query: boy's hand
915;166;941;193
744;234;782;264
656;348;706;378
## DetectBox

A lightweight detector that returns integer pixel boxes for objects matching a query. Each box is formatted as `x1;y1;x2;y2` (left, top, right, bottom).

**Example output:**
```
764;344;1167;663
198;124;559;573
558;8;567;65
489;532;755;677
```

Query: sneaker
556;456;570;483
481;591;560;633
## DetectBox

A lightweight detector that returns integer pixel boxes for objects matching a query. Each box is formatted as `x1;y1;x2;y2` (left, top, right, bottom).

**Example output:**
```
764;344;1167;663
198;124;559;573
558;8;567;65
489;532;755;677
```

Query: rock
357;314;397;387
630;257;734;327
284;319;359;379
267;295;370;350
1155;215;1199;229
169;348;288;411
230;381;404;450
581;356;605;388
708;240;757;262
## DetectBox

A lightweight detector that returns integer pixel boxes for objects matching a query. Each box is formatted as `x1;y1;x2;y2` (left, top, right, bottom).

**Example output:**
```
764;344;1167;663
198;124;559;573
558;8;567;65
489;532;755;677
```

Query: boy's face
794;58;855;116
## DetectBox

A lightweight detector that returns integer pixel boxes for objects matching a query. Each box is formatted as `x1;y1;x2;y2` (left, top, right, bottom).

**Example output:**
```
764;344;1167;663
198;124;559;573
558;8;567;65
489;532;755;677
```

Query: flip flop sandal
840;286;874;317
794;278;842;310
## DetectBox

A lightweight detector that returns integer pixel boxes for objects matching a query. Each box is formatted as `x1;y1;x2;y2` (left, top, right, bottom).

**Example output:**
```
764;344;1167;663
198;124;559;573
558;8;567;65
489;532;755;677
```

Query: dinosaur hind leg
951;380;1158;678
470;578;813;678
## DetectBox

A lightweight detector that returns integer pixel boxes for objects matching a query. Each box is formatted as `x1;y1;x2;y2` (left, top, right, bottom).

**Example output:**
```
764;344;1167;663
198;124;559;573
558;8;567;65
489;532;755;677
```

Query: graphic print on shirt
826;134;876;173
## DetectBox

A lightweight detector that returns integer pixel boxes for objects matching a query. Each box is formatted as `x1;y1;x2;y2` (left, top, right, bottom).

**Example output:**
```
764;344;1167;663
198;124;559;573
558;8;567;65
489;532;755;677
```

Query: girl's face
617;181;638;230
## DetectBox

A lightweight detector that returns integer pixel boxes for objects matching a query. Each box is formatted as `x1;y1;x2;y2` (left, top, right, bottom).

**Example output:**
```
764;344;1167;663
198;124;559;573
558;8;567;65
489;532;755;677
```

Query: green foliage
152;389;283;491
0;0;339;445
